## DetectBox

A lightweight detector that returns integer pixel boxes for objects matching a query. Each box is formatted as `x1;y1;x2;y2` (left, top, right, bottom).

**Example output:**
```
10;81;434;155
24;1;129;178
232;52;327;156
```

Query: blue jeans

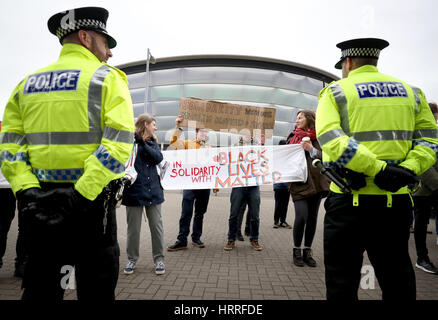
177;189;210;244
228;187;260;241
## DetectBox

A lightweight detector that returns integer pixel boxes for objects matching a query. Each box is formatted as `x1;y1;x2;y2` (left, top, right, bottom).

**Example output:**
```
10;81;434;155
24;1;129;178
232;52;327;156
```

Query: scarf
288;127;317;145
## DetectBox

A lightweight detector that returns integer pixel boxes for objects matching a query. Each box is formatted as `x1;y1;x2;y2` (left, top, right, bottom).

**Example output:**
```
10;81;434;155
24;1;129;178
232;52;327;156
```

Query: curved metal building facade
117;55;339;147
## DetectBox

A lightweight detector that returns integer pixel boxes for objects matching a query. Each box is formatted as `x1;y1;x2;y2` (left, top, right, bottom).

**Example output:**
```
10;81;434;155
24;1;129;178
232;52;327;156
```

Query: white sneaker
155;261;165;275
124;260;136;274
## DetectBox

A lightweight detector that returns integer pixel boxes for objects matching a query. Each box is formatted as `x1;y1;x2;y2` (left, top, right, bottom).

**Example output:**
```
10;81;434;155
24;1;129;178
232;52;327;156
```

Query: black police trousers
21;183;120;301
324;192;416;300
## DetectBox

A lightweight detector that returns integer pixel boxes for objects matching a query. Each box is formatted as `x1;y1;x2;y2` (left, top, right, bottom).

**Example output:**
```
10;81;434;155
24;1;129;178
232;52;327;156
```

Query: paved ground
1;187;438;300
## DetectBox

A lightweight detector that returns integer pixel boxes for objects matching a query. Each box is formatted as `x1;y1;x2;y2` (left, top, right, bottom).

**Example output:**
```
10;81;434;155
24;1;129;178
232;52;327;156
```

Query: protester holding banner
273;140;293;229
122;114;166;275
236;134;267;240
168;115;217;251
224;134;263;251
288;110;330;267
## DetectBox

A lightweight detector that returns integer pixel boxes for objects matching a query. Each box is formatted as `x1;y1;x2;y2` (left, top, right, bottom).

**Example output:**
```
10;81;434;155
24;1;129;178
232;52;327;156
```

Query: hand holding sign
176;114;184;126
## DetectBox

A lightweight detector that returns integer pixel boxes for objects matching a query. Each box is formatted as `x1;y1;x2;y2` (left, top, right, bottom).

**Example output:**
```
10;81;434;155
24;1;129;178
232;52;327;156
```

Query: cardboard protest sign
159;144;307;190
179;98;276;136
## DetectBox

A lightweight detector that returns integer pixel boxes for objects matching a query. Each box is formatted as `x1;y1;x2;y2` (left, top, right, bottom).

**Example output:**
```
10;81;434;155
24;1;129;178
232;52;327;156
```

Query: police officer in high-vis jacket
0;7;134;300
316;38;438;300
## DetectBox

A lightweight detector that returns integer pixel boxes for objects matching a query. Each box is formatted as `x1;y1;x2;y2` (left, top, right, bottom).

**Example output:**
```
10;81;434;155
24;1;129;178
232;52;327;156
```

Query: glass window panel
274;105;296;122
127;73;146;89
130;88;145;104
150;85;182;101
133;103;146;118
182;67;279;87
151;101;180;117
182;84;275;103
150;69;181;86
272;89;319;108
274;121;294;137
275;72;324;95
155;116;178;132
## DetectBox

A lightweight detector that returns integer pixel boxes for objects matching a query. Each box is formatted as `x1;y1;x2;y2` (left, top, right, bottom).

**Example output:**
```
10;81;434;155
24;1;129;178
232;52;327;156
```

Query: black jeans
21;183;119;301
228;187;260;241
0;188;27;267
274;189;290;224
324;192;416;301
177;189;210;244
413;196;437;260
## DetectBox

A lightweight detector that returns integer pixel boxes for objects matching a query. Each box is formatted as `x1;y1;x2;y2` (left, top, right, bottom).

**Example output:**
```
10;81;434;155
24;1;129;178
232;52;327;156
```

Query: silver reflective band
352;130;413;141
329;83;350;135
32;168;84;181
0;132;27;145
103;126;134;144
413;129;438;139
25;131;101;145
317;129;347;146
324;158;403;168
411;86;421;115
93;145;125;174
88;65;112;135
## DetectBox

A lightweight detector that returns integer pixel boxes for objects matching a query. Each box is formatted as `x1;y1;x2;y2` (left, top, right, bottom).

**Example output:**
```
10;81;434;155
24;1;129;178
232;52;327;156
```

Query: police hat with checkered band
334;38;389;69
48;6;117;49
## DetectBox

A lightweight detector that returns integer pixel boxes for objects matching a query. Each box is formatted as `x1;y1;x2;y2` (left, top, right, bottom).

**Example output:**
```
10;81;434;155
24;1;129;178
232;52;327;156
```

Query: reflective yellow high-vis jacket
0;43;135;200
315;65;438;195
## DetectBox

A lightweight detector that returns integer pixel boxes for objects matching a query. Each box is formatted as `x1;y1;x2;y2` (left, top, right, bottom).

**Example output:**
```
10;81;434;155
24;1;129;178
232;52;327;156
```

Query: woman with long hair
287;110;330;267
122;113;166;275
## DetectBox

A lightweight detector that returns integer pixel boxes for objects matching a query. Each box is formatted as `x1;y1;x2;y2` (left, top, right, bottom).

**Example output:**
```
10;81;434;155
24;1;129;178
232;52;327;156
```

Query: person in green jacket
0;7;134;300
316;38;438;300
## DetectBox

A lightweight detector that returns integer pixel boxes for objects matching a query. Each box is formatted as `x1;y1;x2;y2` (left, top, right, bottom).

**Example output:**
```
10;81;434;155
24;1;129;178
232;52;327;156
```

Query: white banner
159;144;308;190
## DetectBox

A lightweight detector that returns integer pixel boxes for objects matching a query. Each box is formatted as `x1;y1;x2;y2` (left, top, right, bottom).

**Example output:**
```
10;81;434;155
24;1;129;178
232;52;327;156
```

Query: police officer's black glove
342;169;367;190
374;165;418;193
16;187;46;219
35;187;92;226
134;134;145;146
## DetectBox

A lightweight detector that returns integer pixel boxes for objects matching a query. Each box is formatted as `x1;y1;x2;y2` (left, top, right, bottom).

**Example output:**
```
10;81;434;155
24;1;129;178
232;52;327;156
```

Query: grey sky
1;0;437;120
